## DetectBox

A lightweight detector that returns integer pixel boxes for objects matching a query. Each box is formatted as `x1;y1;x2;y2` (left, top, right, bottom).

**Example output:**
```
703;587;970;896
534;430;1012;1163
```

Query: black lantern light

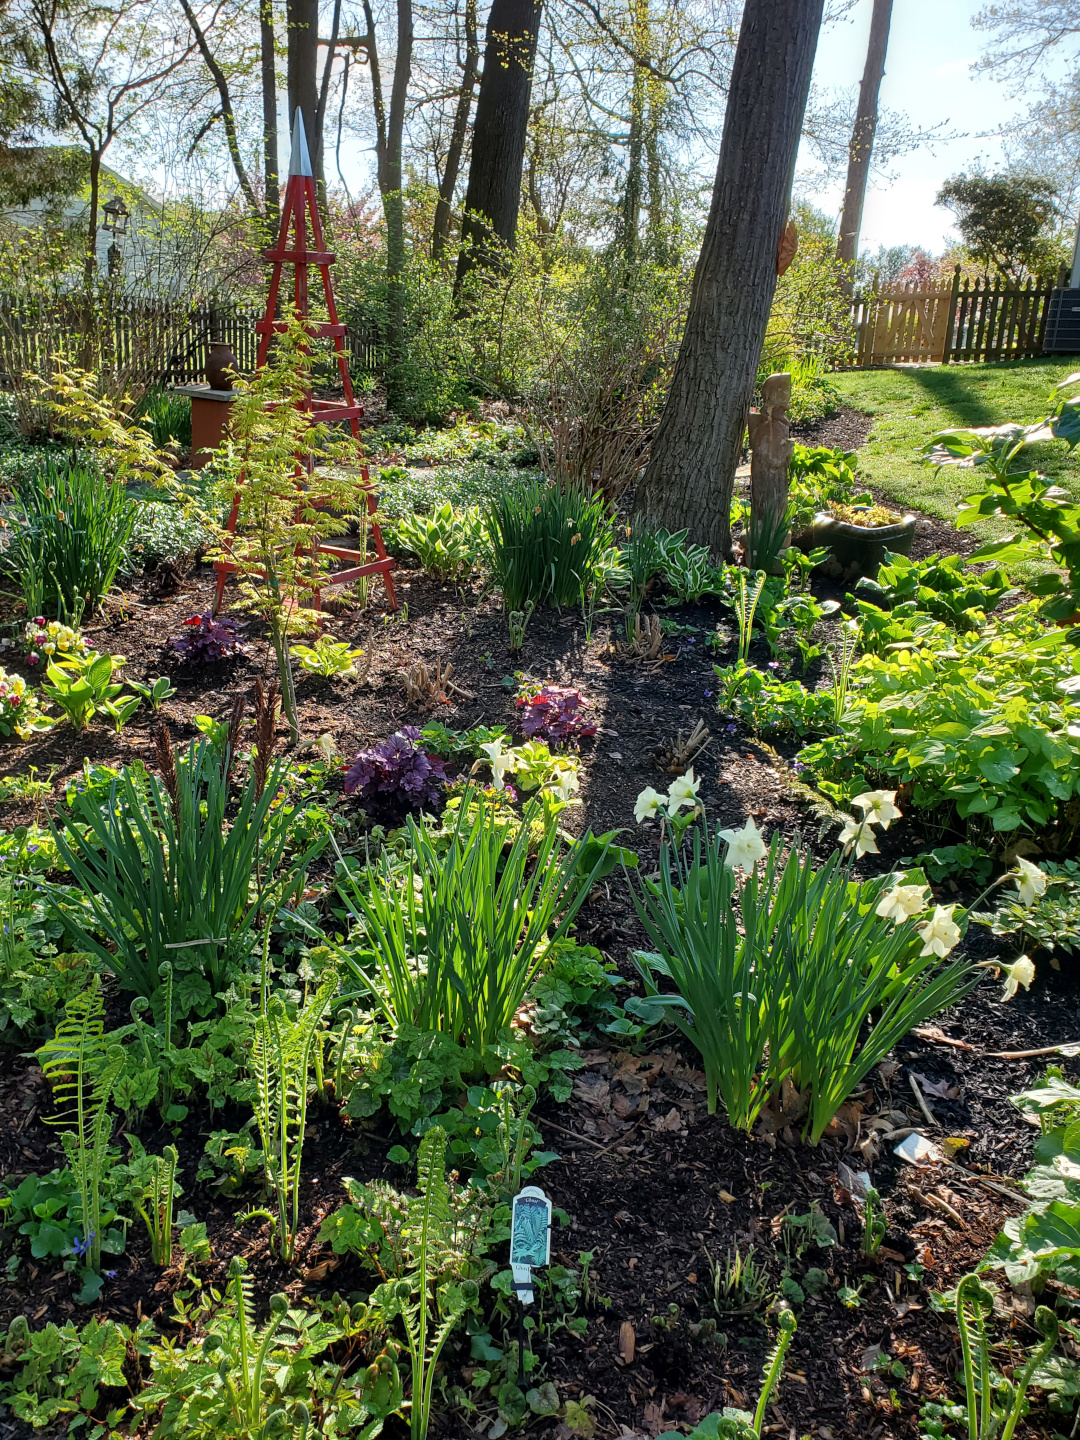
102;195;130;235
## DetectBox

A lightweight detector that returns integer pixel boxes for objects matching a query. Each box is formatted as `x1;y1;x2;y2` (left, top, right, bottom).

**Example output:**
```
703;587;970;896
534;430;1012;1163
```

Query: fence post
941;264;961;366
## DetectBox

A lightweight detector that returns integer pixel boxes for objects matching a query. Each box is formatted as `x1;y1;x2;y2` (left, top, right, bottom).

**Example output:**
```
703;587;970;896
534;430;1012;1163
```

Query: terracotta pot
804;509;916;580
205;340;238;391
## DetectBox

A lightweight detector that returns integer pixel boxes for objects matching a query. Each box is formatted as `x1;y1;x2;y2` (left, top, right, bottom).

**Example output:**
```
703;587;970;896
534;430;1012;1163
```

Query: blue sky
803;0;1034;253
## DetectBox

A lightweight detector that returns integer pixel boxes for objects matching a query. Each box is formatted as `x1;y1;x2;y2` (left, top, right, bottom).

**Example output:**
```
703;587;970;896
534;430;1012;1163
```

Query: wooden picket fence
852;267;1056;366
0;295;383;387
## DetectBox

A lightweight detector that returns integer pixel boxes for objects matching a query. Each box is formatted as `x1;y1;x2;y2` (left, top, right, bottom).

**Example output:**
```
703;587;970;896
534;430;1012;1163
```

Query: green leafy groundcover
800;604;1080;837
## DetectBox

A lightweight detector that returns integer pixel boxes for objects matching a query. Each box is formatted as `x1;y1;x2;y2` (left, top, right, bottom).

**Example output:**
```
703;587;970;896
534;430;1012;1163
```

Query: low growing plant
291;636;367;679
516;683;597;744
0;667;51;738
344;727;448;815
19;618;90;668
171;612;245;665
395;502;484;581
41;651;132;732
0;1312;153;1433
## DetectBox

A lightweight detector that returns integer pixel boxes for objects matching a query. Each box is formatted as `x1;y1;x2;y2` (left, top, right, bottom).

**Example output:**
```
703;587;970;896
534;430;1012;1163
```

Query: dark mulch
0;406;1070;1438
790;403;874;454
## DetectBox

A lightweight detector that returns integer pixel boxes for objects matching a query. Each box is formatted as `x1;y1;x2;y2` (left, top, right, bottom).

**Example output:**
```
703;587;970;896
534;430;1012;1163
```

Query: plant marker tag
510;1185;552;1305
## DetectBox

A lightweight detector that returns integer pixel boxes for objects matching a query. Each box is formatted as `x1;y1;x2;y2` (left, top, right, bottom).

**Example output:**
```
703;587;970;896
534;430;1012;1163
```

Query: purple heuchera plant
171;612;244;664
517;685;597;743
344;726;447;810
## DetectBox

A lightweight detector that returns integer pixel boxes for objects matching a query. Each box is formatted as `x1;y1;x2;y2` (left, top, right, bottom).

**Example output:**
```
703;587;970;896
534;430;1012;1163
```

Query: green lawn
832;359;1080;542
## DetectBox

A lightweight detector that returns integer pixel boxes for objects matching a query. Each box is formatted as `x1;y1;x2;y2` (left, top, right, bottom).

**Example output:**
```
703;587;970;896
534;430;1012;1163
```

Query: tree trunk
432;0;480;264
315;0;344;209
180;0;260;213
261;0;280;229
836;0;893;281
287;0;320;165
634;0;824;559
85;145;102;282
454;0;544;289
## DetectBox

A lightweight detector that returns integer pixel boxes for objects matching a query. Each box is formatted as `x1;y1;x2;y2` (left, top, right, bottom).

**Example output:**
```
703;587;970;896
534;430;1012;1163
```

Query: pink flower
10;695;21;707
27;653;38;665
33;617;44;626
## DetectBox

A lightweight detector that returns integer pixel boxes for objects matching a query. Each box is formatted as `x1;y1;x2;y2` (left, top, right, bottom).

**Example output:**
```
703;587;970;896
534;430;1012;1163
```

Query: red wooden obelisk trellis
213;109;396;613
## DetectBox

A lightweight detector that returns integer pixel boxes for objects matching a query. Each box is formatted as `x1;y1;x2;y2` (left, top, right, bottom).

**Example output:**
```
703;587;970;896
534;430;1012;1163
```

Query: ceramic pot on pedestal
205;341;238;391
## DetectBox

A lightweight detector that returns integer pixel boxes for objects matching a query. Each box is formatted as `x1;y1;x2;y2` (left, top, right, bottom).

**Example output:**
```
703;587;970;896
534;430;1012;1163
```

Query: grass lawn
832;358;1080;541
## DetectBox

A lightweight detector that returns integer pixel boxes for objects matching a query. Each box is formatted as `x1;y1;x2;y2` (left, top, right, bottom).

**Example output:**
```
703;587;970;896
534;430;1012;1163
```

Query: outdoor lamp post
102;195;130;277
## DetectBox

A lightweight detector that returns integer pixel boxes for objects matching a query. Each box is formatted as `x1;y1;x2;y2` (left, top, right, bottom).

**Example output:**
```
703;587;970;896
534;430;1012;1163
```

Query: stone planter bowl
804;508;917;580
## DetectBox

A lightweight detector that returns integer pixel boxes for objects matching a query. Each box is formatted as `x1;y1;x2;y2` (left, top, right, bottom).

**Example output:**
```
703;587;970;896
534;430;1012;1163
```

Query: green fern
372;1126;480;1440
252;977;337;1262
36;979;124;1274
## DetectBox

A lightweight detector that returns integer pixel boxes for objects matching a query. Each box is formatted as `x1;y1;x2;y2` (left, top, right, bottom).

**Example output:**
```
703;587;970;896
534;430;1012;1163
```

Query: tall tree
11;0;198;279
287;0;319;166
836;0;892;281
454;0;544;288
431;0;480;263
634;0;825;558
261;0;280;226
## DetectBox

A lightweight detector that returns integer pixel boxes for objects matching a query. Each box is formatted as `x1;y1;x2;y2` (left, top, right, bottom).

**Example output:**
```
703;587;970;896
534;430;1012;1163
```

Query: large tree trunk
633;0;824;558
432;0;480;264
85;145;101;282
287;0;320;166
261;0;280;228
454;0;544;289
836;0;892;280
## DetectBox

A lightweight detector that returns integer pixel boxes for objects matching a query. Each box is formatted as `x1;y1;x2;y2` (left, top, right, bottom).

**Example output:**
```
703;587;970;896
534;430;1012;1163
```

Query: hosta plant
290;636;367;679
41;651;133;732
395;502;484;581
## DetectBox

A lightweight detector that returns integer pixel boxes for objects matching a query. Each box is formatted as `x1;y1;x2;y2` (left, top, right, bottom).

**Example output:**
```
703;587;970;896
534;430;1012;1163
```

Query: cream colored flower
316;732;336;762
916;905;962;958
875;883;929;925
550;765;580;803
838;815;879;858
852;789;902;830
1014;857;1048;907
666;768;701;814
1001;954;1035;1001
634;786;665;823
718;817;768;871
481;738;517;791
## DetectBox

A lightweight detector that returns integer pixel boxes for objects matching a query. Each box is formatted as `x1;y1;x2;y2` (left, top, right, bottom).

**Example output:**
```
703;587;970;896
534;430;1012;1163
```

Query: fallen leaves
618;1320;636;1365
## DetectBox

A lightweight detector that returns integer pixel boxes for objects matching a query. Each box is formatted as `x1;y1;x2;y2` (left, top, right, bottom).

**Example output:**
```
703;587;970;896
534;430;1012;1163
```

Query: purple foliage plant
170;612;245;665
344;726;447;812
516;685;597;744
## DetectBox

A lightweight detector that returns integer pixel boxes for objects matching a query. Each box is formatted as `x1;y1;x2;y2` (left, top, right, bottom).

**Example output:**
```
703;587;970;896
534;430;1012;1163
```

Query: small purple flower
703;689;712;698
27;844;38;853
767;661;780;670
71;1229;95;1258
104;1270;118;1279
726;723;737;734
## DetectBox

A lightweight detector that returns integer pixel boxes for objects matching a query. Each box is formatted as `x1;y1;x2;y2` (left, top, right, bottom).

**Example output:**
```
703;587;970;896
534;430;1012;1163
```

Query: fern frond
37;980;108;1133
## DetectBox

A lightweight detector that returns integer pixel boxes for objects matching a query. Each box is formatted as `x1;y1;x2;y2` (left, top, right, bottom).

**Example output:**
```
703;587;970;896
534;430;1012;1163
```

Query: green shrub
394;502;484;581
137;387;192;450
853;552;1013;633
799;604;1080;841
483;480;614;609
0;459;135;623
787;445;859;533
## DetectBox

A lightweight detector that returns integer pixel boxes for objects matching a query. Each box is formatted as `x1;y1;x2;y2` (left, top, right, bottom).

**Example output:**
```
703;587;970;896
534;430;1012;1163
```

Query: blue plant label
510;1185;552;1305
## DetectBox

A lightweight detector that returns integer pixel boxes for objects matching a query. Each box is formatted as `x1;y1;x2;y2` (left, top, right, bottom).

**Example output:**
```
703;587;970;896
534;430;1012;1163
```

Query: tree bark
634;0;824;559
261;0;280;228
454;0;544;289
85;145;101;283
287;0;320;165
836;0;893;280
432;0;480;263
179;0;260;214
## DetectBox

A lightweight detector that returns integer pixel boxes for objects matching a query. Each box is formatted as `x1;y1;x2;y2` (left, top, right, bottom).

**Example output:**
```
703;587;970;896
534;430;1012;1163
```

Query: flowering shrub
0;668;51;738
170;613;244;665
517;685;597;744
19;619;90;669
344;727;448;812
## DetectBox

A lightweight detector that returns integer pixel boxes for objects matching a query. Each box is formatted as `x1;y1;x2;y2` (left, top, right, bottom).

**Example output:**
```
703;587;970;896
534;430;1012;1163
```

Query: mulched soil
0;402;1073;1440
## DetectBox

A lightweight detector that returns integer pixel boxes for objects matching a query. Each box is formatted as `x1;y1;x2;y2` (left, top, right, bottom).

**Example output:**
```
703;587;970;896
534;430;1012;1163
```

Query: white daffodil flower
550;765;580;803
1001;954;1035;1001
916;905;962;959
852;789;902;830
1014;856;1048;907
838;815;880;857
666;768;701;814
875;883;929;925
316;732;336;762
718;817;768;871
480;738;517;791
634;786;665;823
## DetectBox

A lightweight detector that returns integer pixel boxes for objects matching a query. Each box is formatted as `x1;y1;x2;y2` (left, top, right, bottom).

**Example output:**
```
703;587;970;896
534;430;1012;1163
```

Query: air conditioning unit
1044;289;1080;354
